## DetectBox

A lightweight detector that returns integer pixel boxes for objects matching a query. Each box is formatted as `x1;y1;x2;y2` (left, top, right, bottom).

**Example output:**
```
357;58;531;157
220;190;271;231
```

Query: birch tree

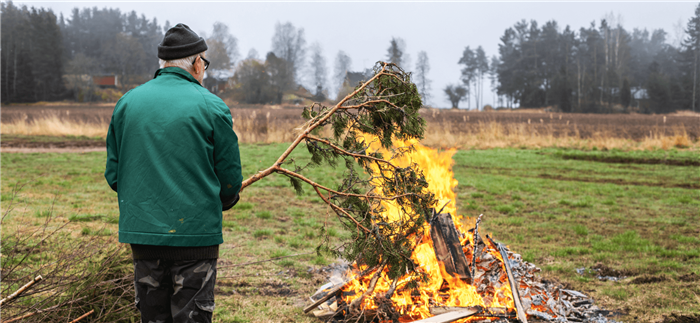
414;51;432;105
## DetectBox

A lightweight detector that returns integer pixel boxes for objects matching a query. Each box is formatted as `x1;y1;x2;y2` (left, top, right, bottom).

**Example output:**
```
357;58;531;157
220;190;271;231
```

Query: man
105;23;242;323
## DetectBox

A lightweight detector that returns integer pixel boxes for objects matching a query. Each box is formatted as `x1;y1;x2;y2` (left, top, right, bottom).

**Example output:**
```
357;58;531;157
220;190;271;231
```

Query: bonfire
231;62;620;323
303;139;615;323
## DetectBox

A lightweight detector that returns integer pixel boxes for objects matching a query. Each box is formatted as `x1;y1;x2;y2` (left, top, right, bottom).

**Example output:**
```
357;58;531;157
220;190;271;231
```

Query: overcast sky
15;1;699;108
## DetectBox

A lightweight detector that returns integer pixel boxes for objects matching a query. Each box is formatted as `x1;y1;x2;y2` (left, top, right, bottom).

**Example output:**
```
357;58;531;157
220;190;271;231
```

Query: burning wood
429;212;470;282
305;139;622;323
488;236;527;323
412;306;481;323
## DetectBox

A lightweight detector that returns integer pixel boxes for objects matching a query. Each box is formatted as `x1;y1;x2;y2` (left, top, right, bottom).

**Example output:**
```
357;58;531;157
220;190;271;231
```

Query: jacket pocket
194;299;215;313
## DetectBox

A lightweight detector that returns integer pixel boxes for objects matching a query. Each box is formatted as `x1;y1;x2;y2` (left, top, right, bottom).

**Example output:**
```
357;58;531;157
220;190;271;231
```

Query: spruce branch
239;61;435;284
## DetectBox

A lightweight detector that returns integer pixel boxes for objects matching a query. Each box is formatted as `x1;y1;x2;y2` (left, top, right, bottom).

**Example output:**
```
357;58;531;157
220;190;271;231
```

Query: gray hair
159;52;204;73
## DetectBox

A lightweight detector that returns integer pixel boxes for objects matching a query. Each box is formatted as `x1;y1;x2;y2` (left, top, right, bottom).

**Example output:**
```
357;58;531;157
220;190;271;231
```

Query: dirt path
1;147;106;153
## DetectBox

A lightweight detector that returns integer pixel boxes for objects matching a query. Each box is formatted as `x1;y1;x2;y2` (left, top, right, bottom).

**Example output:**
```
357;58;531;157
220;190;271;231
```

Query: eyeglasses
193;55;210;70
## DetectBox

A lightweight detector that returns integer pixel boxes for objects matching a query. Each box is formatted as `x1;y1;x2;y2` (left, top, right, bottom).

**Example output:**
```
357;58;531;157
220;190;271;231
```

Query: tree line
445;8;700;114
3;1;700;114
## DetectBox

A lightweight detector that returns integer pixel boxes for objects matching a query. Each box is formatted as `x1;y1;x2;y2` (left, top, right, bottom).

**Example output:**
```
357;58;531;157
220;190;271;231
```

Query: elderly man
105;23;242;323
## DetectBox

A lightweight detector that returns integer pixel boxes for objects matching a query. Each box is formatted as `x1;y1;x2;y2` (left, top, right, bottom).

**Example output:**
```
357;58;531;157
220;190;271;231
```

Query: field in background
1;104;699;151
1;144;698;322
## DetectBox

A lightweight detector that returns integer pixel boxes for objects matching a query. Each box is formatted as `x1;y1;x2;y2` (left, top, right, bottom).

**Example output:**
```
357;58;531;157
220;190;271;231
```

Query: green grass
255;211;272;219
572;225;589;236
2;143;699;322
452;147;700;321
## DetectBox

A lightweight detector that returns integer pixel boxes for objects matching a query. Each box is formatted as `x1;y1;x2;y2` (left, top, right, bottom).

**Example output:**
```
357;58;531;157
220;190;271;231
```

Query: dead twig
2;296;88;323
68;309;95;323
349;260;388;311
470;214;483;286
0;275;43;306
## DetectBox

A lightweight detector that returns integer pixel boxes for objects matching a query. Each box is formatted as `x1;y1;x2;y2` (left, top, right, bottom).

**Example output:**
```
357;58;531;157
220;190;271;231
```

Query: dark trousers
133;258;217;323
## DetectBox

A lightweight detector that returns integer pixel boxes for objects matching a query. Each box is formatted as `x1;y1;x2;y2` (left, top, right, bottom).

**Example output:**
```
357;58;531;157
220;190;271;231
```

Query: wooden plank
430;218;457;274
493;241;528;323
303;284;342;314
429;306;482;316
303;265;378;313
410;307;481;323
430;213;471;281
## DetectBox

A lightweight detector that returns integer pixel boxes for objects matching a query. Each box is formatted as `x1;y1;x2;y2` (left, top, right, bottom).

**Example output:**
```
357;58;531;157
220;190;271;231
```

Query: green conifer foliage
242;62;436;291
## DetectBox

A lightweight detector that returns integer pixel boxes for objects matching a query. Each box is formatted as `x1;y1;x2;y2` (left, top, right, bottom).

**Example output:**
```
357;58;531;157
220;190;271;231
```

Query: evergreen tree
458;46;476;109
474;46;489;109
646;61;672;113
1;2;64;103
621;78;632;108
14;48;38;102
682;3;700;112
386;37;404;67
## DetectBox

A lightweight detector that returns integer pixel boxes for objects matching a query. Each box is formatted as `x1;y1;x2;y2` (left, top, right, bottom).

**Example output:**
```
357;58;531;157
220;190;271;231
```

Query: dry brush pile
1;188;138;322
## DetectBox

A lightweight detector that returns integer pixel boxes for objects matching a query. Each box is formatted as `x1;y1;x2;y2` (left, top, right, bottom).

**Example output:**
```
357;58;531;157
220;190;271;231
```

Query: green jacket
105;67;242;247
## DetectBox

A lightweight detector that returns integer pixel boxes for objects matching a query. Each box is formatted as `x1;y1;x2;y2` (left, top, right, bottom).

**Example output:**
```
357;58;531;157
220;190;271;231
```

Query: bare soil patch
561;154;700;166
662;313;700;323
630;274;668;284
678;272;700;282
538;173;700;190
1;136;105;149
592;263;636;277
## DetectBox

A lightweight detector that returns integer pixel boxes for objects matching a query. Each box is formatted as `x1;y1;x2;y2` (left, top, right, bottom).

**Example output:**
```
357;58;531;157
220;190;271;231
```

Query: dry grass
2;108;698;151
421;120;699;151
1;113;108;138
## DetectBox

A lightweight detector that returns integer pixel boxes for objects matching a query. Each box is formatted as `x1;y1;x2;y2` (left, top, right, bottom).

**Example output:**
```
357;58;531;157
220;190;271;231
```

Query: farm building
92;75;119;88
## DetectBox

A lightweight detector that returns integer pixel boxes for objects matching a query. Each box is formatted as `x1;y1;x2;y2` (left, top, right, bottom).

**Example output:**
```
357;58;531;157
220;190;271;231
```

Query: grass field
1;142;699;322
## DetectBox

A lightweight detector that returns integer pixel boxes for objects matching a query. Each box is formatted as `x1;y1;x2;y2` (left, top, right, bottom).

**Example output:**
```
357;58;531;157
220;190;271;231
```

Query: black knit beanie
158;23;208;60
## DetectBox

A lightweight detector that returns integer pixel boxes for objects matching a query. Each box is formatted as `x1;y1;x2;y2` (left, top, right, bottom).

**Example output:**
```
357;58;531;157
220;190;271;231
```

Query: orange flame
340;135;516;321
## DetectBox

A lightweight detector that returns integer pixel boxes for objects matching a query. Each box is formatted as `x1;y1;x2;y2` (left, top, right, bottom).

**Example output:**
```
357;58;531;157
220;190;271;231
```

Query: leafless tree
271;21;306;84
673;18;684;49
246;48;259;60
333;50;352;98
207;21;240;71
307;42;328;99
414;51;432;105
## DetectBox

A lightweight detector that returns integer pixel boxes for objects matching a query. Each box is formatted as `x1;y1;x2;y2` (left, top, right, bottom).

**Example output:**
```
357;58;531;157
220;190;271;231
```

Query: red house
93;75;119;88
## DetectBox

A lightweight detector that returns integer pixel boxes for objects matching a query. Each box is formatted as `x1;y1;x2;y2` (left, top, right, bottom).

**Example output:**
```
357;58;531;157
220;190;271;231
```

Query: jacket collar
154;67;201;85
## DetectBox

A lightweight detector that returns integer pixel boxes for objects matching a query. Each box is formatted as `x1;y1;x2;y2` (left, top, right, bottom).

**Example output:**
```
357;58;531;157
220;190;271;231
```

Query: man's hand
222;194;239;211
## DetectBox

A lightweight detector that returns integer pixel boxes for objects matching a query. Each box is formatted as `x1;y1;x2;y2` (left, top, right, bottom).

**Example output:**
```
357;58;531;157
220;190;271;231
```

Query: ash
471;237;624;323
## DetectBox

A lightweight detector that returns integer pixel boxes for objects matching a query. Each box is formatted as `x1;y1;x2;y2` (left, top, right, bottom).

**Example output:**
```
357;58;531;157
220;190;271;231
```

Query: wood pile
305;213;622;323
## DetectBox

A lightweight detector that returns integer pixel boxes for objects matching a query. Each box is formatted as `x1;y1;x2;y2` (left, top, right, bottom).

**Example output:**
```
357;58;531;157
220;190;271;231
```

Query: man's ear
193;56;203;74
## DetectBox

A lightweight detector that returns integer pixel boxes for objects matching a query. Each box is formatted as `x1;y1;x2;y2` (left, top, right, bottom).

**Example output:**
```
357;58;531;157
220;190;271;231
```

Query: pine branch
239;61;434;285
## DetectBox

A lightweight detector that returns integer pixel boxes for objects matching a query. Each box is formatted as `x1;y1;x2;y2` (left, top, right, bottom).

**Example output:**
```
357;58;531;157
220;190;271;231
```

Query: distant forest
2;1;700;114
